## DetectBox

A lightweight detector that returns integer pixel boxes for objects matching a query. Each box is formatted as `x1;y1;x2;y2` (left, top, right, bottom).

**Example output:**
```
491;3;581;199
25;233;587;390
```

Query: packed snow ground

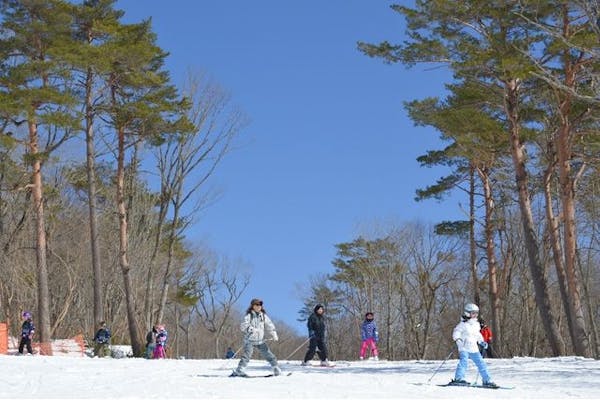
1;354;599;399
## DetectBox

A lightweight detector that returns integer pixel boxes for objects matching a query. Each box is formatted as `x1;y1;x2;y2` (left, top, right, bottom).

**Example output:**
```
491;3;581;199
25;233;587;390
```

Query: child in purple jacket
359;312;379;360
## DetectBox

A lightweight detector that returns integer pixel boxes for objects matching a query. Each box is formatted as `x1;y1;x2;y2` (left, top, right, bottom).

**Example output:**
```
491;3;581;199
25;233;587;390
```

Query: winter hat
314;304;324;313
22;311;32;319
251;298;263;306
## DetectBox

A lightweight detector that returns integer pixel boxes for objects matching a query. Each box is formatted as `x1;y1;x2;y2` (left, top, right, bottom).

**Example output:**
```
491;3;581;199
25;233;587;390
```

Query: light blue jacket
240;310;277;345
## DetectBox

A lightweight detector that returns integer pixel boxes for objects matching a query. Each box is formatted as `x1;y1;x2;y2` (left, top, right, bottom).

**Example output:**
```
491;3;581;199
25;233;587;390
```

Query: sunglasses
252;302;263;306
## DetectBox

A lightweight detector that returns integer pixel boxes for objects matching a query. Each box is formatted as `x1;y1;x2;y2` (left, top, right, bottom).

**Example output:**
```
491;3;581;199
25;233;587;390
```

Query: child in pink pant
153;325;167;359
360;312;379;360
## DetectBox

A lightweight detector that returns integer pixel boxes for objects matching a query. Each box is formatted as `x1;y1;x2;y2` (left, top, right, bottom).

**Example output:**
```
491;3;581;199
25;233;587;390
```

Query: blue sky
116;1;462;333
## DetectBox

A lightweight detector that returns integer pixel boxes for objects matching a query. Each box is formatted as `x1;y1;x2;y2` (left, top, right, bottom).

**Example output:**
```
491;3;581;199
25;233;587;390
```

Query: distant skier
153;325;167;359
230;298;281;377
18;311;35;355
93;321;111;357
225;347;235;359
478;318;494;358
449;303;498;388
145;325;157;359
302;304;330;366
359;312;379;361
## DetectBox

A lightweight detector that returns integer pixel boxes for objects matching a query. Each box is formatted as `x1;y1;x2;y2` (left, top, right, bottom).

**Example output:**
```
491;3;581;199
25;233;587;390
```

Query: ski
437;383;514;390
229;372;292;378
302;363;336;368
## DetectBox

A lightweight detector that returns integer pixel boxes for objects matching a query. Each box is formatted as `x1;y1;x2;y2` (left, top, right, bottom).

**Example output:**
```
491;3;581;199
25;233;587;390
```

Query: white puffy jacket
452;317;484;353
240;310;278;345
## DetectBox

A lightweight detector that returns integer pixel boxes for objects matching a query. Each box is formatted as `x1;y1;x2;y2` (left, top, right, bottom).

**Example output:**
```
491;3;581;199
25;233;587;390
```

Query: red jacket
480;325;493;343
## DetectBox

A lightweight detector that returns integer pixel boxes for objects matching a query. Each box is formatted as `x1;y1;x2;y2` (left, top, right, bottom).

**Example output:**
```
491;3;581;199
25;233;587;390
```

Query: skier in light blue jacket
231;298;281;377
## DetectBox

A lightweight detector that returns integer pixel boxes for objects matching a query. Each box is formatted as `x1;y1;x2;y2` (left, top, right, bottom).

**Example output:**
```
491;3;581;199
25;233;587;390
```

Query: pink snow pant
360;338;379;358
153;344;166;359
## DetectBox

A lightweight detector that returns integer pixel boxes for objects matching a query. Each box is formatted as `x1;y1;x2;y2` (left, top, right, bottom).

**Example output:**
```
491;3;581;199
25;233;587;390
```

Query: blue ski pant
454;350;491;382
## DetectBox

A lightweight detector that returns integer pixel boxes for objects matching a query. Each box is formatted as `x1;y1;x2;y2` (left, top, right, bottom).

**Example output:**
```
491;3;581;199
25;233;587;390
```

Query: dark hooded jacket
307;304;326;339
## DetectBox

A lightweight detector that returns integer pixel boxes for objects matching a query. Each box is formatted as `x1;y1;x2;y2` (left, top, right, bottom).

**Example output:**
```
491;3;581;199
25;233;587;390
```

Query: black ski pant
19;336;32;354
304;336;328;362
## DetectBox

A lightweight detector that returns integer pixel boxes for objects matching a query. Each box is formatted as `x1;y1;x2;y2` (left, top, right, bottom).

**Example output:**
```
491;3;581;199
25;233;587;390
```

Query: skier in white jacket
450;303;498;388
231;298;281;377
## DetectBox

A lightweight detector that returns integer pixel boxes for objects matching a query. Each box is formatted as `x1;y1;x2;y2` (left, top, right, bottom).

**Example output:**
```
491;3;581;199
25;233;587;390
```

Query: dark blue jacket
21;320;35;338
94;327;111;344
361;320;379;341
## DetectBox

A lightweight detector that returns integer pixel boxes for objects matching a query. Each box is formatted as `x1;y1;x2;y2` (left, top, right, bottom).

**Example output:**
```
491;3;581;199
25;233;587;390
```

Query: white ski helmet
463;303;479;318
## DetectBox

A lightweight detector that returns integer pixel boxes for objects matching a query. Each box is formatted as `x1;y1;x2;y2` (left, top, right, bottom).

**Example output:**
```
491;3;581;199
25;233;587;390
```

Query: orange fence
0;323;7;354
0;321;84;356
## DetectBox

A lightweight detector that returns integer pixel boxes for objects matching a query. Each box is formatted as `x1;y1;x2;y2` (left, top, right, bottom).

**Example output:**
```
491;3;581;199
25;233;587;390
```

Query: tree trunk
156;194;181;324
478;166;501;354
469;165;479;305
116;123;143;356
543;161;577;353
503;79;564;356
28;119;52;355
554;54;590;356
85;66;104;327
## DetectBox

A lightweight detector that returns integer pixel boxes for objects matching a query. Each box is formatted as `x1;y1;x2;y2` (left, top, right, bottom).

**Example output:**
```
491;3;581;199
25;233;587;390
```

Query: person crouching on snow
450;303;498;388
231;298;281;377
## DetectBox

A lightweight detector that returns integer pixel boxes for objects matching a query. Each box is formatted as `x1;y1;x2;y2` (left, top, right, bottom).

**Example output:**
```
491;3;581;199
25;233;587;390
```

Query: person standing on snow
359;312;379;361
145;325;157;359
450;303;498;388
478;318;494;358
302;304;330;366
18;311;35;355
153;325;168;359
93;321;111;357
231;298;281;377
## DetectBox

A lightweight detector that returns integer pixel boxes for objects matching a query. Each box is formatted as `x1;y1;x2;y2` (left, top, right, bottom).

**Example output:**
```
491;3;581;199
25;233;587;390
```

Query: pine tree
0;0;80;353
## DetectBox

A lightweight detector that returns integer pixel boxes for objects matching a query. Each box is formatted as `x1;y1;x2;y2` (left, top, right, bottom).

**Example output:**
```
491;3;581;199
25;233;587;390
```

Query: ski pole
427;350;454;383
283;337;310;360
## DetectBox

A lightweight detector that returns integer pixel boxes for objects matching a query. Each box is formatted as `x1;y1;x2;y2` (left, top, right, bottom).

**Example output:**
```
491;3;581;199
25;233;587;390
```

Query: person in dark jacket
93;321;111;358
18;311;35;355
302;304;330;366
225;347;236;359
145;325;157;359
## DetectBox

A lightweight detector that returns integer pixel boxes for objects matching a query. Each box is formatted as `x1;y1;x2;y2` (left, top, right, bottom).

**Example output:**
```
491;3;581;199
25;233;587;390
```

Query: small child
359;312;379;360
93;321;111;357
450;303;498;388
18;311;35;355
153;325;167;359
231;298;281;377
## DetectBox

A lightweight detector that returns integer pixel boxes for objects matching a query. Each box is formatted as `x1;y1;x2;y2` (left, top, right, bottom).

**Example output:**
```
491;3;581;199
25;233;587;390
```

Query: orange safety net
0;323;7;354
